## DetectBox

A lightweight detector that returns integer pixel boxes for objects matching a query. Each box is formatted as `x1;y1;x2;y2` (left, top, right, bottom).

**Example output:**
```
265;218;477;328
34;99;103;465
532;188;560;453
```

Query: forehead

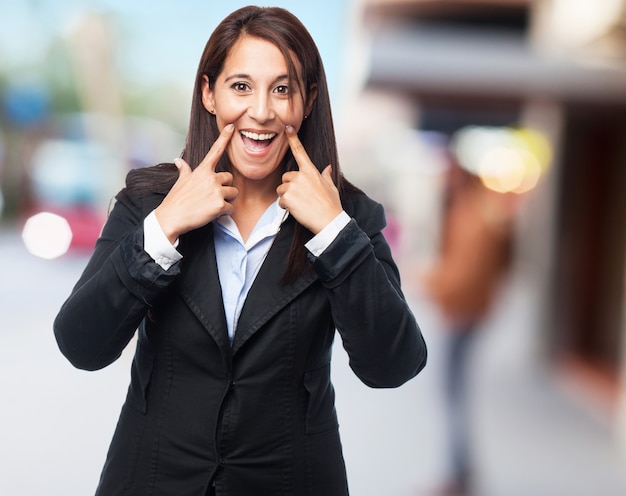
223;36;288;74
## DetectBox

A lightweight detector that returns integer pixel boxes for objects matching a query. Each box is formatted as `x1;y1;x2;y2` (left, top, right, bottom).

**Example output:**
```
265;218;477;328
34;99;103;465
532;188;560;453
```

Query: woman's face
202;36;317;185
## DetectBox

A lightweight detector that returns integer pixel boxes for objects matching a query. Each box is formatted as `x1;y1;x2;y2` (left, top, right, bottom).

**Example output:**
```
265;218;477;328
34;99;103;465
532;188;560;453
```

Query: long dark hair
127;6;357;280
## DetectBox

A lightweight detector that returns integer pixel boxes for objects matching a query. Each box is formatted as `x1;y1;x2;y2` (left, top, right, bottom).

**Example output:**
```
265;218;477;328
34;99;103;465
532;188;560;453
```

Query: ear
201;75;216;114
305;83;318;118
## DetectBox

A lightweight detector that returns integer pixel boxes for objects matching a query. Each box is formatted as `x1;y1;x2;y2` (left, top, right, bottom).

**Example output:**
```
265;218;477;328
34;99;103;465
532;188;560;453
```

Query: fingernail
173;158;182;168
225;123;234;131
285;125;293;132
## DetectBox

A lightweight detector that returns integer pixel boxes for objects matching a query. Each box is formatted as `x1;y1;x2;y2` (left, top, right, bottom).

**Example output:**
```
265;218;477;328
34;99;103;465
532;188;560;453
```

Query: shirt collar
214;197;289;250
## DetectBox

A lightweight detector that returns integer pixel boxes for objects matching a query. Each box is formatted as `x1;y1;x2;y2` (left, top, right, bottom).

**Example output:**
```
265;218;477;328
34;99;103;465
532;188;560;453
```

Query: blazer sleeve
53;187;180;371
307;195;427;388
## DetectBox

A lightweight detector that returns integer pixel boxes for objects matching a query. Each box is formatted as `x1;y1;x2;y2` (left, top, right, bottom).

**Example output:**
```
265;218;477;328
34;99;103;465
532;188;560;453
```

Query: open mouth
240;130;277;153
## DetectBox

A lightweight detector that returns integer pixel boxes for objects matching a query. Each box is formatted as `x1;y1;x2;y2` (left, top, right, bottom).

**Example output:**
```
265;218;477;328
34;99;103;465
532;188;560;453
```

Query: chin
234;163;280;181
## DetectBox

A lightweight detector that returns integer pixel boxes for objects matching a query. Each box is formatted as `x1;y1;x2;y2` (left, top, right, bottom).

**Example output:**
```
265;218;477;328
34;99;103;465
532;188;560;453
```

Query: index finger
285;125;318;173
197;123;235;171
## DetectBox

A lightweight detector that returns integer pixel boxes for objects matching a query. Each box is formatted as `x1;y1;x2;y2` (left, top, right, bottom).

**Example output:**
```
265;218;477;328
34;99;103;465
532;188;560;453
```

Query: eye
274;85;290;95
231;82;251;92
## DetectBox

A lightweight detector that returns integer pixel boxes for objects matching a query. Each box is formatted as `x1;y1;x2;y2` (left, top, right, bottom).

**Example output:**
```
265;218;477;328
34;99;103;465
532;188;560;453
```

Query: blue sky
0;1;350;99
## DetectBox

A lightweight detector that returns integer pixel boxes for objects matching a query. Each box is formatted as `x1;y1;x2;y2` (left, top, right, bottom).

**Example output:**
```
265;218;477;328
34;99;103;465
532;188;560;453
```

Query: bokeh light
452;125;552;194
21;212;73;259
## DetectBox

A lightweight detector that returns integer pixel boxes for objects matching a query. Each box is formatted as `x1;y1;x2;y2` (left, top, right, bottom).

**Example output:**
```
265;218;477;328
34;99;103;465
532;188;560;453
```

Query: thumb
174;157;192;178
322;164;334;184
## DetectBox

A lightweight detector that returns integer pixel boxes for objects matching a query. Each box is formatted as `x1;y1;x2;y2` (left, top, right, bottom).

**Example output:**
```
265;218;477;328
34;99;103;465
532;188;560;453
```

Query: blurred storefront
344;0;626;450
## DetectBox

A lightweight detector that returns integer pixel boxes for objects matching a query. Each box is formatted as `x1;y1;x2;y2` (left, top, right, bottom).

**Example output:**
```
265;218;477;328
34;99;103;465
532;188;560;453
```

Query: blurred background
1;0;626;495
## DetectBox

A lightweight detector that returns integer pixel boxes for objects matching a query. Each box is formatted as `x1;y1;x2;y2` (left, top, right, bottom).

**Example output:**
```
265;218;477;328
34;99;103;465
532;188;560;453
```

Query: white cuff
143;210;182;270
304;211;351;257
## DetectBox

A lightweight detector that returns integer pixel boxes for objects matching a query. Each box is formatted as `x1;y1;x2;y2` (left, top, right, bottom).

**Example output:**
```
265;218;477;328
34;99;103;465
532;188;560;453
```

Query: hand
276;125;343;234
155;124;238;243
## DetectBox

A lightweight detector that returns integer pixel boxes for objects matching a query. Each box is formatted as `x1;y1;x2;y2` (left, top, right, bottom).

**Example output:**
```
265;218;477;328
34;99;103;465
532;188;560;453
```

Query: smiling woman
200;36;315;197
53;6;427;495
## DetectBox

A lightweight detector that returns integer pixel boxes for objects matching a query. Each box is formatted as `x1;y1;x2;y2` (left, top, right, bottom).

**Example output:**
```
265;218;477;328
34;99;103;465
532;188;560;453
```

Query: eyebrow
224;73;290;84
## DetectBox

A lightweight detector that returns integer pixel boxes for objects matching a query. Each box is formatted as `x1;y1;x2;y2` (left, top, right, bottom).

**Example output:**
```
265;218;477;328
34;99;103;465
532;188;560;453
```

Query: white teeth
241;130;276;141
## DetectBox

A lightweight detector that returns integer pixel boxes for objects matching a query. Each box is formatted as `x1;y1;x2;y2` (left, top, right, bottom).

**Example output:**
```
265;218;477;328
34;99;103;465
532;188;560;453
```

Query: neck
230;176;281;243
231;166;282;204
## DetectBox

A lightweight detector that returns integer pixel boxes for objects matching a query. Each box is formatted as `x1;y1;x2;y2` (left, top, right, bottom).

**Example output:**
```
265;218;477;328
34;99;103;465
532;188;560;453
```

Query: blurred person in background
423;159;516;496
53;6;426;495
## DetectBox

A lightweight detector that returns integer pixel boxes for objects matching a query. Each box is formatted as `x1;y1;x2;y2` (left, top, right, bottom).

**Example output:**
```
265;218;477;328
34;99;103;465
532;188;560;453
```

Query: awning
366;26;626;104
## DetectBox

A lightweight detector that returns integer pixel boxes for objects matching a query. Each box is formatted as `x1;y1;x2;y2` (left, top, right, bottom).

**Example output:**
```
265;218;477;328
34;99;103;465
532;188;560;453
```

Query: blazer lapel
232;218;318;355
176;224;231;356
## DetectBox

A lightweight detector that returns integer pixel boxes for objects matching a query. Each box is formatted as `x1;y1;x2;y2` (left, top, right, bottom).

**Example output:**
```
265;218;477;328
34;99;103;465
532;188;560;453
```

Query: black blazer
54;174;427;496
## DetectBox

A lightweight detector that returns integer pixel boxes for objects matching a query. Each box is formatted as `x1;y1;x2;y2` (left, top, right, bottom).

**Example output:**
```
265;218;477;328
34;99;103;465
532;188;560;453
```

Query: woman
54;6;426;495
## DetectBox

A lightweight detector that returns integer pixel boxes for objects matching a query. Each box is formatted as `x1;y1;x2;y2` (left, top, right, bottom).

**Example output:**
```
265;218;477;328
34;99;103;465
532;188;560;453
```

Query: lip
238;128;280;157
240;129;277;140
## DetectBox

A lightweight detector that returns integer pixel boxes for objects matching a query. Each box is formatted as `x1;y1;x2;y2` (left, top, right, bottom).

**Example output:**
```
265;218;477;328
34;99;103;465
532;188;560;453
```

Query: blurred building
343;0;626;451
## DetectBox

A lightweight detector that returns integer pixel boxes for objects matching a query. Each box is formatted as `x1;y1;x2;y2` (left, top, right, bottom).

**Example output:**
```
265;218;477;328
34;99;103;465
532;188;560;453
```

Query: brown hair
127;6;357;280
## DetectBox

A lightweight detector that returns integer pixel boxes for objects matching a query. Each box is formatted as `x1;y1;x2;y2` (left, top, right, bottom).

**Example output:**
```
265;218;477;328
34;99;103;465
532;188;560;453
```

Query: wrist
154;207;180;244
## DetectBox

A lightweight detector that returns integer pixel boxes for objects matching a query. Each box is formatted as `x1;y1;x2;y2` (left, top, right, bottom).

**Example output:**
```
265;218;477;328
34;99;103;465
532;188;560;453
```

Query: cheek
216;104;246;127
278;107;305;130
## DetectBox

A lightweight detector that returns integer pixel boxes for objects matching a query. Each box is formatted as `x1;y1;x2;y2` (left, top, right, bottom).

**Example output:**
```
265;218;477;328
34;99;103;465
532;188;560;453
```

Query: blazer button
229;381;238;391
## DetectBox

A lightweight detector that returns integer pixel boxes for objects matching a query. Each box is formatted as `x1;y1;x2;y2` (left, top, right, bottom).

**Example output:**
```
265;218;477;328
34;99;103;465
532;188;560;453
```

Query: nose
247;93;275;123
